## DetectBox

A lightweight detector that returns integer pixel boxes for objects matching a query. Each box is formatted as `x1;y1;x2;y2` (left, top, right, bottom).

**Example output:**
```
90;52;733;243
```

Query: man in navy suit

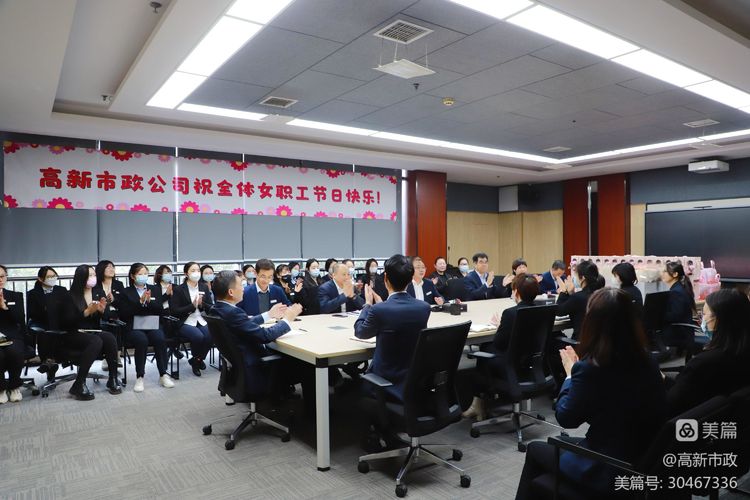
354;254;431;401
406;256;444;306
211;270;305;396
239;258;290;318
539;260;566;294
463;252;507;301
318;263;365;313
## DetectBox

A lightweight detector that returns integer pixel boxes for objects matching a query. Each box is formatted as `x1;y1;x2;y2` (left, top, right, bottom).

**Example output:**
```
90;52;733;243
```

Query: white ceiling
2;0;750;186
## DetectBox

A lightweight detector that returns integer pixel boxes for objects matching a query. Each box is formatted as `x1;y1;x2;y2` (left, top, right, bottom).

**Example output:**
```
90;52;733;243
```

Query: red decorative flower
48;197;73;209
313;211;328;218
3;195;18;208
161;207;170;212
180;201;200;213
106;203;114;210
275;205;293;217
362;211;376;219
325;169;342;179
265;164;277;170
134;152;142;158
48;145;66;155
389;176;397;184
131;204;151;212
3;141;20;154
158;155;172;163
390;211;397;221
231;208;247;215
229;161;248;171
300;212;307;217
299;167;308;174
109;150;134;161
200;158;211;164
213;210;221;214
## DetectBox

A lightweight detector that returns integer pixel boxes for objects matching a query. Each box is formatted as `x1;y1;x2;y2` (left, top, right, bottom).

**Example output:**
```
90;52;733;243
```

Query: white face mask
369;266;378;274
44;277;58;288
188;272;200;282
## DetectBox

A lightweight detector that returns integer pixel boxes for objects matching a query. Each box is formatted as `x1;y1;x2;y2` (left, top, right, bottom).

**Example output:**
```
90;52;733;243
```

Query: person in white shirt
406;256;445;306
169;262;214;377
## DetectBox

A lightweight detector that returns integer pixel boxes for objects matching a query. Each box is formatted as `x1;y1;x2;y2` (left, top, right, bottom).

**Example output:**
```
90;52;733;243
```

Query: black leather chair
537;393;743;500
357;321;472;498
443;277;468;302
201;315;290;450
642;291;671;360
468;305;564;451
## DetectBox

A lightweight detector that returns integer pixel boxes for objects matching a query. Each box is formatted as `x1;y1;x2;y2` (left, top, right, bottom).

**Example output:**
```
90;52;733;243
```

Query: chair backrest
506;305;557;389
443;277;467;301
642;291;670;333
401;321;471;437
204;314;250;401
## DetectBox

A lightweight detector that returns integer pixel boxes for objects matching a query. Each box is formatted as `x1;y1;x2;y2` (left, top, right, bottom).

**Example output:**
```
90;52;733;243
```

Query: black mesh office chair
357;321;472;498
468;305;564;451
537;393;742;500
201;315;290;450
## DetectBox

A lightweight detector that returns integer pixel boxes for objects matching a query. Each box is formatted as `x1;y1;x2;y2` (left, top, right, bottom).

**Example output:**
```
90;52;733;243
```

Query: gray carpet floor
0;355;747;499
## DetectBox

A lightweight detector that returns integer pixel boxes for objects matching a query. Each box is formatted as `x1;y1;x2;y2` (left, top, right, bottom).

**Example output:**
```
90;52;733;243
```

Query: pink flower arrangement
229;161;248;171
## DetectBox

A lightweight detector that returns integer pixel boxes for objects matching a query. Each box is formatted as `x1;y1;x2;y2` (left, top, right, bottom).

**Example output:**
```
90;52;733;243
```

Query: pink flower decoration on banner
131;204;151;212
300;212;307;217
48;145;66;155
3;141;20;154
200;204;211;213
299;167;308;174
31;198;46;208
362;211;376;219
116;203;129;211
231;208;247;215
313;211;328;218
180;201;200;213
48;197;73;209
213;210;221;214
200;158;211;164
275;205;293;217
390;211;397;221
265;164;276;170
3;195;18;208
29;144;39;148
158;155;172;163
75;201;84;208
257;211;264;215
86;148;95;153
338;213;344;218
389;176;397;184
106;203;114;210
161;207;170;212
109;150;134;161
229;161;248;171
360;172;375;179
325;169;342;179
134;152;142;158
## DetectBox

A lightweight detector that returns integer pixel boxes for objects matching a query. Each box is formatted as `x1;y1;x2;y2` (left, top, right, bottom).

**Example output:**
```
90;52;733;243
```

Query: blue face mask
572;275;581;289
161;273;173;284
135;275;148;286
291;269;300;278
245;272;256;280
459;264;469;273
701;319;713;339
309;268;320;278
203;273;215;283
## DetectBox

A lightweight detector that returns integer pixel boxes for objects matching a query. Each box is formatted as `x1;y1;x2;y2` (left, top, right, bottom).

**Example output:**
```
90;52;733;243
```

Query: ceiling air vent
259;96;297;108
374;20;433;44
543;146;572;153
683;119;720;128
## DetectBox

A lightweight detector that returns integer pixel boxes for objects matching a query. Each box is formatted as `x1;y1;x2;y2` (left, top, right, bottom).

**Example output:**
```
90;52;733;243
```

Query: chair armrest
78;329;103;334
102;319;126;328
558;337;579;345
163;315;181;323
30;327;67;335
670;322;701;333
361;372;393;388
547;435;638;474
260;354;282;363
467;351;496;359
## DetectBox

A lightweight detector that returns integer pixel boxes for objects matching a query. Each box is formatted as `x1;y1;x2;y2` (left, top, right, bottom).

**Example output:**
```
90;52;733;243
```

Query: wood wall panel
522;210;564;272
630;203;646;254
597;173;629;255
497;211;523;270
405;171;446;274
447;211;499;268
563;178;589;264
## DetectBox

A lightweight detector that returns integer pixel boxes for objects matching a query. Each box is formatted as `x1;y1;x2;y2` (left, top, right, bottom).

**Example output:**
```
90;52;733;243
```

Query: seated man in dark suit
238;258;290;318
406;256;444;306
318;263;365;314
539;259;566;294
463;252;507;301
211;271;310;400
354;254;431;401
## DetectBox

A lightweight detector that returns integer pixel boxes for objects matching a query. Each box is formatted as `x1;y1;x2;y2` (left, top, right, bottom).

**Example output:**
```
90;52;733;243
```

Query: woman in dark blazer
516;288;666;499
661;261;697;348
427;256;452;296
611;262;643;312
298;258;323;315
67;264;122;396
93;260;126;319
0;264;26;403
555;260;605;340
169;261;213;377
666;289;750;417
119;263;173;392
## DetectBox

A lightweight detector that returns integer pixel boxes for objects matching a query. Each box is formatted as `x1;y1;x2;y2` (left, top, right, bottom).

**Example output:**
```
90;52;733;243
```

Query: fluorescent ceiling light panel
700;128;750;141
147;72;206;109
288;119;376;136
613;138;700;155
684;80;750;109
441;142;553;162
611;50;710;88
507;5;637;59
178;103;266;120
741;105;750;115
448;0;533;20
372;132;449;147
178;16;262;76
561;151;619;163
373;59;435;79
226;0;295;24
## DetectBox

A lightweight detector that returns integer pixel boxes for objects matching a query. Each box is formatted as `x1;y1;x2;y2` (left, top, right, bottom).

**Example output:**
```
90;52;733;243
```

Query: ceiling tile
522;61;641;99
401;0;498;35
439;89;552;124
256;70;367;113
300;99;380;122
595;88;703;117
186;79;272;109
355;93;454;128
530;43;603;70
618;77;676;95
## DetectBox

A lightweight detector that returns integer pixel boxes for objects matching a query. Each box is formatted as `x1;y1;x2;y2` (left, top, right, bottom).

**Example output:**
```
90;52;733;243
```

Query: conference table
268;297;569;471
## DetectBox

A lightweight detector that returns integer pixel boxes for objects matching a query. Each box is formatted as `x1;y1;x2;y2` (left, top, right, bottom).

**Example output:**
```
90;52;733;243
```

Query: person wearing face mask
406;256;444;306
199;264;216;303
275;264;303;303
321;258;337;284
0;264;27;404
154;265;174;312
362;258;388;302
67;265;122;398
555;260;605;340
119;263;173;392
464;253;507;301
298;258;324;315
318;263;365;313
238;259;291;318
26;266;69;377
611;262;643;313
665;289;750;417
169;262;214;377
660;261;698;351
242;264;256;287
427;257;451;296
288;261;302;285
453;257;470;278
462;274;540;420
342;258;363;295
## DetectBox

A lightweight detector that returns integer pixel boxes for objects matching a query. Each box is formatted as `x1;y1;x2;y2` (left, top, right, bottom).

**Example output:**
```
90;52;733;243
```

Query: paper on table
469;323;495;332
349;336;376;344
279;330;306;339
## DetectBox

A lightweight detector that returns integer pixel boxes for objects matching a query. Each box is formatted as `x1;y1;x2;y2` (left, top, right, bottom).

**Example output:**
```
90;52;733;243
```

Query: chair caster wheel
395;484;407;497
171;372;180;380
202;425;212;435
536;414;546;421
32;389;40;396
518;442;527;452
460;475;471;488
470;428;480;438
281;433;291;443
452;449;462;461
41;391;49;398
225;440;235;450
358;461;370;474
93;378;100;384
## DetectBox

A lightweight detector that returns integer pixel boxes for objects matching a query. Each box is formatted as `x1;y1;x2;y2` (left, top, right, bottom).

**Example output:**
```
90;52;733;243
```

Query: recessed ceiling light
447;0;533;20
611;49;710;88
683;119;720;128
543;146;572;153
178;16;262;77
506;5;638;59
226;0;295;24
373;59;435;79
560;151;618;163
613;138;701;155
177;103;266;120
684;80;750;109
287;119;377;136
441;142;555;162
147;72;206;108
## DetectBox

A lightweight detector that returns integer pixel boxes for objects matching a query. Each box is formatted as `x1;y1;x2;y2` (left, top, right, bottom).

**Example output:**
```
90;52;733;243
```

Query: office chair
537;393;742;500
443;277;467;302
201;315;290;450
642;291;671;361
357;321;472;498
17;329;40;396
120;315;181;385
468;305;564;451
